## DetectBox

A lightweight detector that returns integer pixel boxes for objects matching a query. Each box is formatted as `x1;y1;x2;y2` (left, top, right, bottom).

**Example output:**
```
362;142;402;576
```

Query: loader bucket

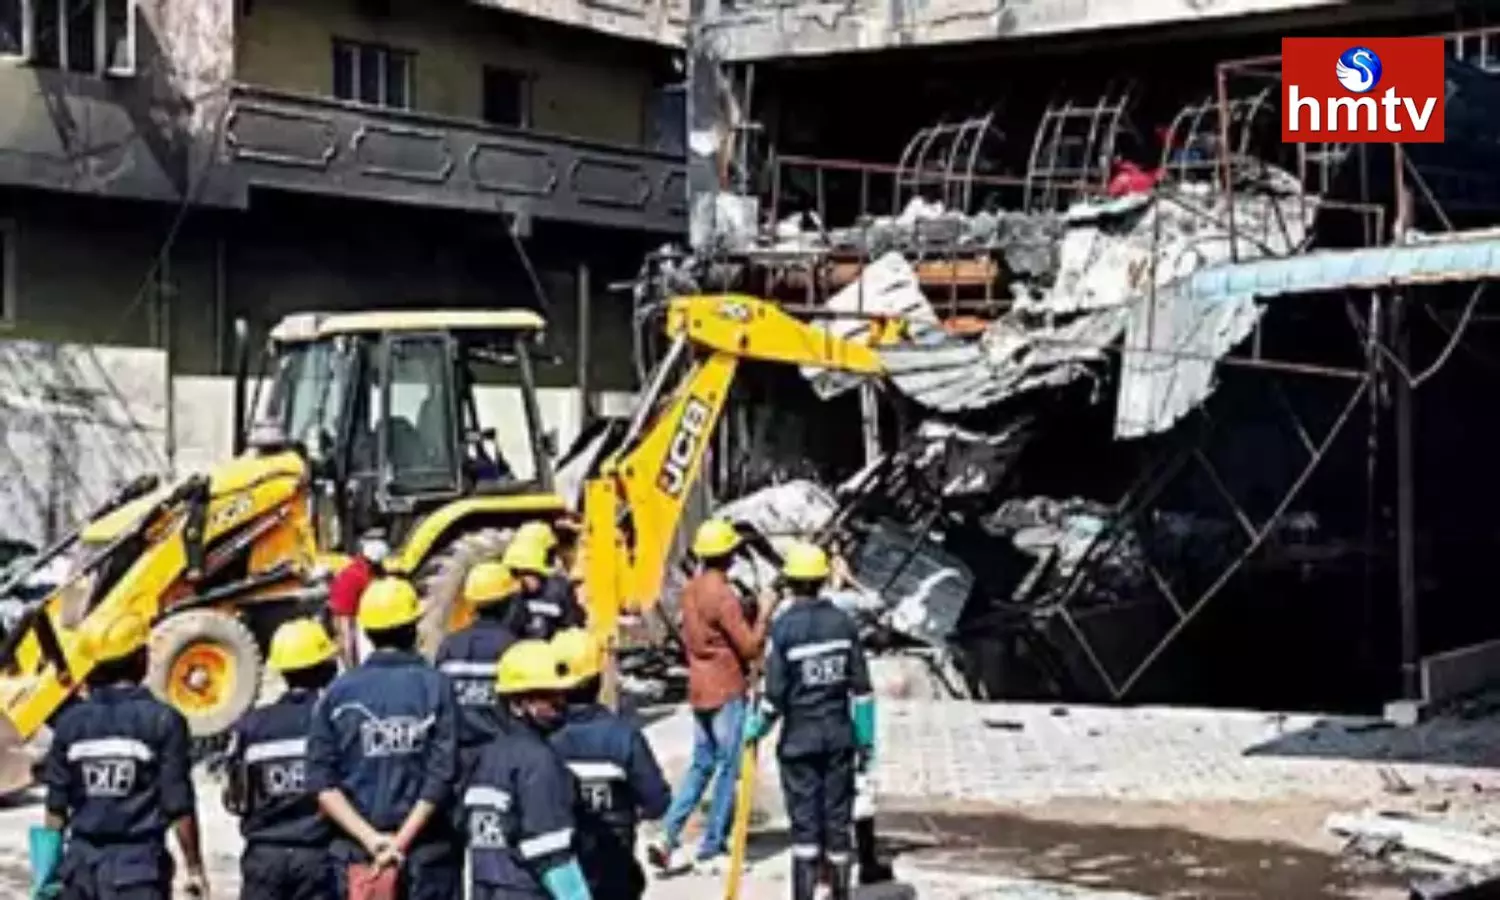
0;716;39;796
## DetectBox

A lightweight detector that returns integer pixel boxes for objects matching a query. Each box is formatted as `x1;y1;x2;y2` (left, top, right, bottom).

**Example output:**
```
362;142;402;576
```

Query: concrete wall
235;0;662;146
702;0;1453;60
0;188;647;499
0;187;646;384
0;191;222;375
0;340;169;547
467;0;686;46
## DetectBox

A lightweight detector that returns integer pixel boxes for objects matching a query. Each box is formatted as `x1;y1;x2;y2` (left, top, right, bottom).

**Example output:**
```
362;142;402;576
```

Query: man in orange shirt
647;519;776;875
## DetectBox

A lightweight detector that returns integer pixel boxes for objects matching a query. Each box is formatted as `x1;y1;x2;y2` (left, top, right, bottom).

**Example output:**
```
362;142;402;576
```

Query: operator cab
242;309;554;552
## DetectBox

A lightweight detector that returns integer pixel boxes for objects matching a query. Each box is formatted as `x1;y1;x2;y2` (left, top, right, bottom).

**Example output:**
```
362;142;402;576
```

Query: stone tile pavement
0;697;1491;896
853;700;1500;808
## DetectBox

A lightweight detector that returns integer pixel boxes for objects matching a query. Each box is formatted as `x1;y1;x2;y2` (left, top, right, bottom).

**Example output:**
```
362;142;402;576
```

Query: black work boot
829;858;853;900
855;818;894;884
792;858;820;900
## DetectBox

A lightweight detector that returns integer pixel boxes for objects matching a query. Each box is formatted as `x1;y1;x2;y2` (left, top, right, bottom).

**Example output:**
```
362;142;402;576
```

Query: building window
481;66;530;128
332;39;413;110
2;0;135;75
0;221;15;326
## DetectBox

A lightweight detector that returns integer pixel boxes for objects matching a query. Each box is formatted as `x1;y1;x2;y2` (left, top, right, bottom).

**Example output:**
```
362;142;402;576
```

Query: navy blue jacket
305;649;459;860
508;575;586;641
226;688;329;847
41;684;195;845
762;597;873;759
434;613;519;751
548;703;670;893
460;713;579;897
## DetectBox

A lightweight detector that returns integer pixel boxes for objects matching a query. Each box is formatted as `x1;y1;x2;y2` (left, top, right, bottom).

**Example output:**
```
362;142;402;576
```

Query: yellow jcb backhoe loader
577;293;888;648
573;293;891;895
0;309;571;791
0;293;892;795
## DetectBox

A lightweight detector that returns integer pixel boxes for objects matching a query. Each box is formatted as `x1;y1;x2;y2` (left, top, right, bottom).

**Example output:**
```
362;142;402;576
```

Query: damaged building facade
0;0;687;544
653;0;1500;714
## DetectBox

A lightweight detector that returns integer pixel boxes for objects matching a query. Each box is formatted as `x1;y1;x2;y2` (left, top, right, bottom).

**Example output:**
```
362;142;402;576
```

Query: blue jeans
661;695;746;859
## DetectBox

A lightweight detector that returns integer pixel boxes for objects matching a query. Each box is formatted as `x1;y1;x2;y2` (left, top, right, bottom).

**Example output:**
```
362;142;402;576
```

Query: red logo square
1281;37;1446;143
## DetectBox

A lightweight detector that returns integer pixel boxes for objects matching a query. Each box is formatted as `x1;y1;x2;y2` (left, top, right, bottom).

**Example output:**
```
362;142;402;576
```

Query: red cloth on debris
1107;160;1163;197
328;556;375;618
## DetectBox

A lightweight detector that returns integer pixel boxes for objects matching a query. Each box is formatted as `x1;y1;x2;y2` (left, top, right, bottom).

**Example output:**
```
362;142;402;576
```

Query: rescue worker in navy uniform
743;542;877;900
460;639;593;899
435;560;521;774
548;628;670;900
32;613;208;900
506;522;586;641
825;556;894;886
224;618;340;900
306;577;462;899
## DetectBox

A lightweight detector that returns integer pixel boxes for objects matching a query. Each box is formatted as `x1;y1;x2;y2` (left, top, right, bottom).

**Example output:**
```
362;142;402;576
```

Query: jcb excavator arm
582;294;886;639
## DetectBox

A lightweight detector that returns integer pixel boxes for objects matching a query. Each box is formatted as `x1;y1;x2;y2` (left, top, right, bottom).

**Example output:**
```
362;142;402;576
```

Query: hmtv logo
1281;37;1446;143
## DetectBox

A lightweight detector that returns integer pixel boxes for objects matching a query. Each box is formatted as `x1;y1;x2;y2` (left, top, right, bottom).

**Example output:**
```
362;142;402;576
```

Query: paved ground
0;696;1495;897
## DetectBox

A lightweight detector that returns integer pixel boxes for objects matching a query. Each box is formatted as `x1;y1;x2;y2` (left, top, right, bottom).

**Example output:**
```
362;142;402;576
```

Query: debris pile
712;479;975;649
642;164;1335;701
1328;810;1500;894
797;197;1066;279
802;166;1319;438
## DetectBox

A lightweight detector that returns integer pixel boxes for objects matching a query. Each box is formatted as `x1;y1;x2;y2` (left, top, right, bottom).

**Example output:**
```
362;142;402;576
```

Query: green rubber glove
852;696;876;755
742;710;769;745
28;826;63;900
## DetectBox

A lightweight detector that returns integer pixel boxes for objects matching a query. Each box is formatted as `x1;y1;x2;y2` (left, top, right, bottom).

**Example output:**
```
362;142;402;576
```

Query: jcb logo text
657;397;712;497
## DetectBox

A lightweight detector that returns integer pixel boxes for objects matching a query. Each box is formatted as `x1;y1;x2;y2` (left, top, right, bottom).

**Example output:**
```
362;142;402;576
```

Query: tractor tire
416;526;512;658
146;609;263;739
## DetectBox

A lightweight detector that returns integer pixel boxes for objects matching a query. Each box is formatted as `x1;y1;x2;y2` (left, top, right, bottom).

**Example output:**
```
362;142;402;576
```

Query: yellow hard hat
781;541;831;581
358;577;422;631
267;618;338;672
552;627;604;686
495;640;571;694
502;537;550;575
463;561;517;607
692;519;741;558
85;614;150;663
514;521;558;553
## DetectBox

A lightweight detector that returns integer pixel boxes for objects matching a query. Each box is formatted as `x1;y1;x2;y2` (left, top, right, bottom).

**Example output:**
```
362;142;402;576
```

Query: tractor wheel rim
167;644;234;715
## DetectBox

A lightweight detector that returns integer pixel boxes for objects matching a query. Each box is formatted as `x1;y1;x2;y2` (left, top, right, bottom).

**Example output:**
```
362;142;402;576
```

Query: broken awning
1183;231;1500;301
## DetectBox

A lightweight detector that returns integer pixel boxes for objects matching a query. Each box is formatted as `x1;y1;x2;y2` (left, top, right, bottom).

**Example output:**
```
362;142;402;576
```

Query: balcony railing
221;84;687;234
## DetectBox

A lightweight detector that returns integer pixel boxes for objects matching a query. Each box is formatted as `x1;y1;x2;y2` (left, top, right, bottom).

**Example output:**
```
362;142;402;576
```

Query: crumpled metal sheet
850;519;974;646
983;496;1150;608
802;252;938;400
882;307;1127;412
1114;172;1318;438
1115;277;1265;439
876;171;1319;437
909;418;1032;498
